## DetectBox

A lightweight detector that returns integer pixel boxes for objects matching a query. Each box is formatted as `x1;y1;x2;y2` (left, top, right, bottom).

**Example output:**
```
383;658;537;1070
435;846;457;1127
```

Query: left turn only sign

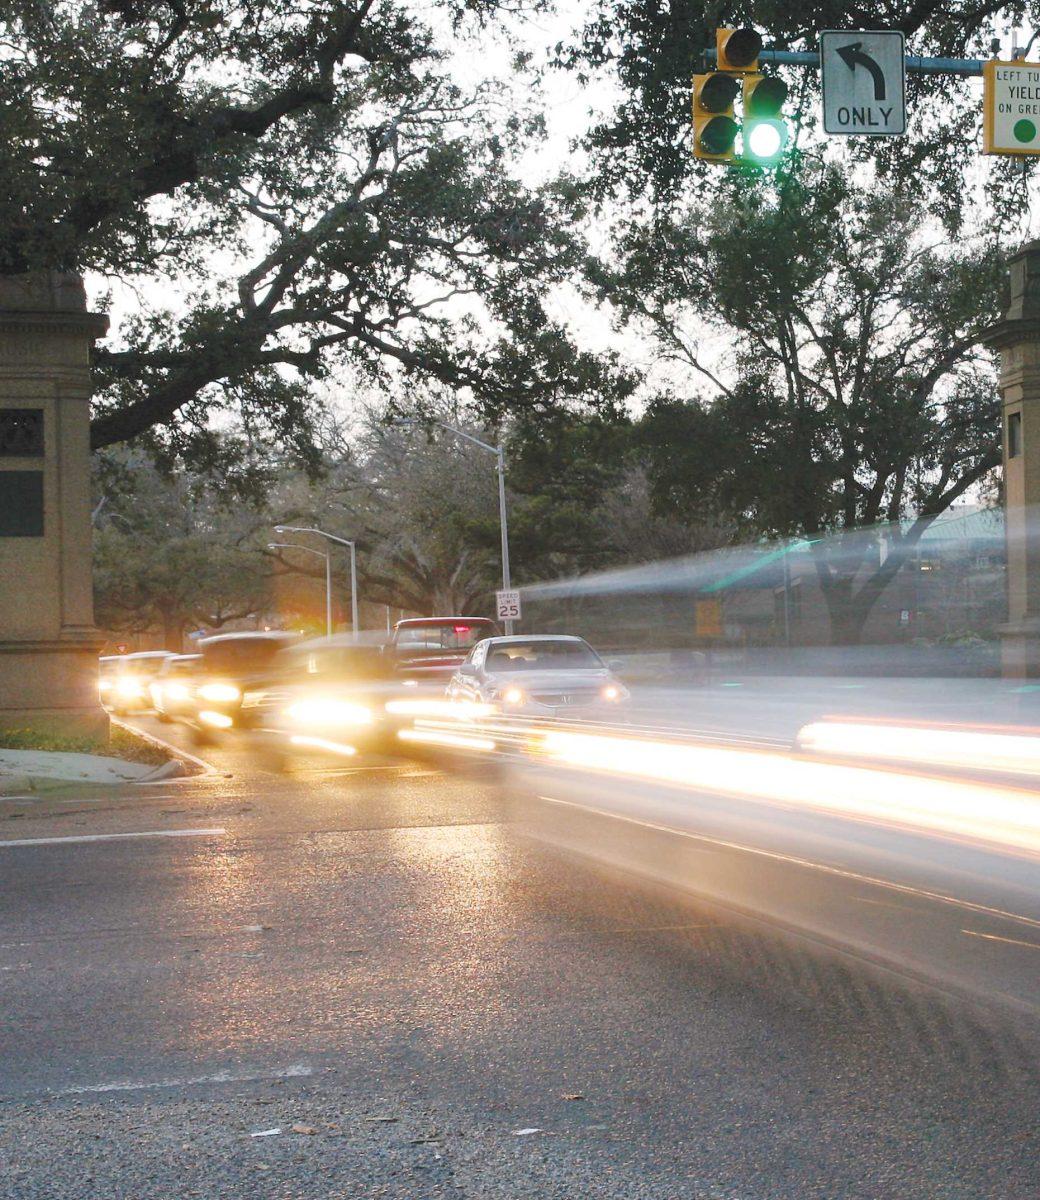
821;30;906;135
984;60;1040;155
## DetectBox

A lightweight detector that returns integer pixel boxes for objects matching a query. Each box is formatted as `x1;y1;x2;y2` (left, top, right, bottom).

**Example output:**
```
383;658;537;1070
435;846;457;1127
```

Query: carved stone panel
0;409;44;457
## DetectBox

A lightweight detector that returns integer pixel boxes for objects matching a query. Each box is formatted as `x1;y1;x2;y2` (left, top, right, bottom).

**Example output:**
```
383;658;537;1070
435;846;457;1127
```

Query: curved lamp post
268;542;332;639
272;525;359;641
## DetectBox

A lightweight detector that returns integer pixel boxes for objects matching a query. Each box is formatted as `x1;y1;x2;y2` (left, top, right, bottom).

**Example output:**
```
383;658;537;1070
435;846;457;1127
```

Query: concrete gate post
984;239;1040;679
0;272;109;734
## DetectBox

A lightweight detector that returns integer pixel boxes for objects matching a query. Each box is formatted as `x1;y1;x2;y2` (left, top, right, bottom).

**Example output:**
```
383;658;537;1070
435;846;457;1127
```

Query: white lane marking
52;1062;311;1097
110;715;219;775
961;929;1040;951
0;827;225;848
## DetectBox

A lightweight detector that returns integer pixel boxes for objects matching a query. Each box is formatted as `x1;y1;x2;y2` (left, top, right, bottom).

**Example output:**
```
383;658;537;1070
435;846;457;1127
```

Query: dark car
388;617;499;684
245;635;410;768
191;631;299;737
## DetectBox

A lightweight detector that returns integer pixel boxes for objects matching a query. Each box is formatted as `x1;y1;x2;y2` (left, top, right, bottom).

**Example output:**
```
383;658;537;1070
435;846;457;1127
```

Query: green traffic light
744;118;788;164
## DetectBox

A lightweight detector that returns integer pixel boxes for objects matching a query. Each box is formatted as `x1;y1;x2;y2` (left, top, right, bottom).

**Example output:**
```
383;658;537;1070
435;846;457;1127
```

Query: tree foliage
93;452;273;646
1;2;631;468
599;167;1005;641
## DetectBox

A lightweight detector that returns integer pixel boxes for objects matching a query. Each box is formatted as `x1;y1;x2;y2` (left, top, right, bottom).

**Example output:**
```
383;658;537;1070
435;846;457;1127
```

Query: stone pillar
0;272;109;733
986;240;1040;678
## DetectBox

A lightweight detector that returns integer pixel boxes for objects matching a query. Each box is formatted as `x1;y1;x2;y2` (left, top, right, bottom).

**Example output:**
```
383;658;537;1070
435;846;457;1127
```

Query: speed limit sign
496;589;522;621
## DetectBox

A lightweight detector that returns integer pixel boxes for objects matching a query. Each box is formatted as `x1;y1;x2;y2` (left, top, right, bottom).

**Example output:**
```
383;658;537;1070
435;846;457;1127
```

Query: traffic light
716;26;762;73
692;71;740;161
742;73;789;165
691;27;790;168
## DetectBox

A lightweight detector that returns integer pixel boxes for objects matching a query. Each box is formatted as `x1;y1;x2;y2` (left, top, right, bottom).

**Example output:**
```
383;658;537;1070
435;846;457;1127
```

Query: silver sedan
446;634;630;719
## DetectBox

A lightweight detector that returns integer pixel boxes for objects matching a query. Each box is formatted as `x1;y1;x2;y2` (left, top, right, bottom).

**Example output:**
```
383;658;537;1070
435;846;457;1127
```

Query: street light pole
268;542;328;638
497;445;511;597
268;542;332;638
326;546;333;641
393;419;514;634
273;525;359;641
348;538;359;641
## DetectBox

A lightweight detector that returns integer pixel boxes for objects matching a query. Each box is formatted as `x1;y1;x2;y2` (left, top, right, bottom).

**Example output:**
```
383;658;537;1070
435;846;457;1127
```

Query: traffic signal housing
692;71;740;162
716;26;762;73
742;73;790;165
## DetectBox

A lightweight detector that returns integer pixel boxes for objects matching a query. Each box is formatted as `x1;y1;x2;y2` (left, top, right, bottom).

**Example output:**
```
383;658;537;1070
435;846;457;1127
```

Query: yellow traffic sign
984;59;1040;155
695;599;723;638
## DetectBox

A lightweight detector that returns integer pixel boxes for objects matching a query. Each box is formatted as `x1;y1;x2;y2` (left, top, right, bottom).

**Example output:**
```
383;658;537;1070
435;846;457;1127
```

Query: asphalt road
1;714;1039;1199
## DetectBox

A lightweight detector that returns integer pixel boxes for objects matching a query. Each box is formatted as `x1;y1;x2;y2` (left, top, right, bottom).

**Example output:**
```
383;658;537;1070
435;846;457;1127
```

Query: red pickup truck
388;617;499;683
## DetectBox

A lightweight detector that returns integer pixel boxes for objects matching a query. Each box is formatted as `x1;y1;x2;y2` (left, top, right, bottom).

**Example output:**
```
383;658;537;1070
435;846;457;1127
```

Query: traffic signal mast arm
695;29;989;166
702;46;986;77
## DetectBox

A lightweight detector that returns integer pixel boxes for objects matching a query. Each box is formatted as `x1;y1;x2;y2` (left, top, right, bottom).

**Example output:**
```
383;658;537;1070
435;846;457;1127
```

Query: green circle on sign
1014;118;1037;143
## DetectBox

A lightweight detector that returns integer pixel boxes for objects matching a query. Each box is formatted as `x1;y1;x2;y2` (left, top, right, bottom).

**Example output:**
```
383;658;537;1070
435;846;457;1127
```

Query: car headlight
601;684;626;702
198;682;241;703
283;697;374;728
115;676;145;699
167;682;190;702
199;710;234;729
501;686;526;706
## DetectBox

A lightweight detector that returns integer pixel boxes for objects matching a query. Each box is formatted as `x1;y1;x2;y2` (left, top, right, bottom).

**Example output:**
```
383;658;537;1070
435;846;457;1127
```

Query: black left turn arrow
836;42;886;101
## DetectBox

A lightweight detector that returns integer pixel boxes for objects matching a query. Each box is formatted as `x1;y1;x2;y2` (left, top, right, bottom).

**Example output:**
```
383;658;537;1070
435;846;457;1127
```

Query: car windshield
120;656;169;678
203;638;287;675
486;640;602;672
396;622;492;651
165;658;200;678
284;646;392;682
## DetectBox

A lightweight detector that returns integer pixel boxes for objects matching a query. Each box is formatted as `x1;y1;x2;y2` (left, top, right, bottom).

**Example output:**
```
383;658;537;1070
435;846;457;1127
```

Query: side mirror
608;658;624;672
458;663;477;677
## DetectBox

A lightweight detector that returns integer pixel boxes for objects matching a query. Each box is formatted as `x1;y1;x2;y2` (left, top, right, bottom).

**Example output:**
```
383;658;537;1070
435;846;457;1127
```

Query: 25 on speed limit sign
496;589;521;621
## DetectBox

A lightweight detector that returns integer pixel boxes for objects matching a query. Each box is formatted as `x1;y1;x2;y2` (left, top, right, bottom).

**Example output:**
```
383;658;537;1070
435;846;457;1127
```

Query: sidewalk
0;748;184;795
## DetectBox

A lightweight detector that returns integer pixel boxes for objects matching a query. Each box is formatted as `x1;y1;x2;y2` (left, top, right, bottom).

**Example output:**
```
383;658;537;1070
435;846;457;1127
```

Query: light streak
385;698;496;720
198;710;234;729
288;735;357;756
797;719;1040;779
398;728;496;752
283;697;373;727
534;729;1040;856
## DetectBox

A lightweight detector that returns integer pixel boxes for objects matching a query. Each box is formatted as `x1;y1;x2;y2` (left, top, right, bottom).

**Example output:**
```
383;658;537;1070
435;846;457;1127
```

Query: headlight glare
198;682;241;703
284;697;374;728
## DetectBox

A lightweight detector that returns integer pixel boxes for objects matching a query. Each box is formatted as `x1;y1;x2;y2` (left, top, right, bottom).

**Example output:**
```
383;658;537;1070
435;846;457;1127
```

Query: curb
110;717;220;779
